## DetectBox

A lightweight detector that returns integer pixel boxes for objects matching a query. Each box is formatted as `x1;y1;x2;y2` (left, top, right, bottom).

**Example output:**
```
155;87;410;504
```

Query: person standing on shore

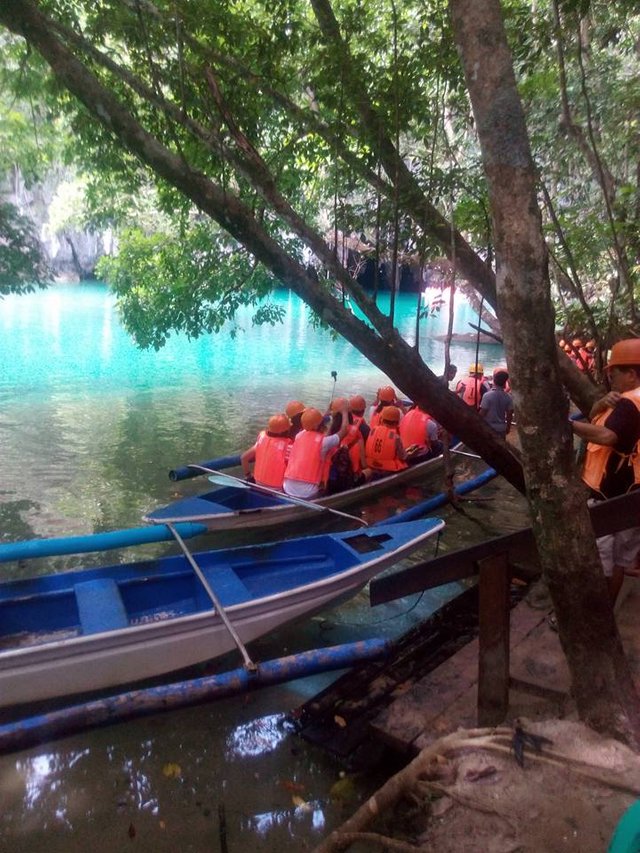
571;339;640;604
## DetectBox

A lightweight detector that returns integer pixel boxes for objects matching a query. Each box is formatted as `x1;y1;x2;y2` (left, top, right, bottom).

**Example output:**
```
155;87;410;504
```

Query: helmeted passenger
399;404;440;461
349;394;371;443
455;364;490;409
240;413;292;490
329;397;367;478
283;401;349;499
285;400;305;439
369;385;400;427
365;406;408;473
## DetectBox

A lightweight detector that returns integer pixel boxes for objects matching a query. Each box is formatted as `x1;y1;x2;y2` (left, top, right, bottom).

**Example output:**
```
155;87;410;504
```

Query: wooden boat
0;518;444;709
146;444;460;531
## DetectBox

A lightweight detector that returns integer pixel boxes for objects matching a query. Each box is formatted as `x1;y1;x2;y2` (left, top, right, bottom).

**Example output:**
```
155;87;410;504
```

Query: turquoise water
0;282;524;852
0;282;502;543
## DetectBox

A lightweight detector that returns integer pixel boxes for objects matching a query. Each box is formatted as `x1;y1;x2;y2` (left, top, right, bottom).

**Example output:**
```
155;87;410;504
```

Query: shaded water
0;283;529;851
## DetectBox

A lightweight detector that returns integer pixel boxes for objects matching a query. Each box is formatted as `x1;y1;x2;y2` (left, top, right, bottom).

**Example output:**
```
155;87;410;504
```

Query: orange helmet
285;400;305;418
606;339;640;370
572;338;584;348
349;394;366;413
380;405;401;424
378;385;396;403
301;407;324;431
558;339;566;348
267;414;290;435
330;397;348;413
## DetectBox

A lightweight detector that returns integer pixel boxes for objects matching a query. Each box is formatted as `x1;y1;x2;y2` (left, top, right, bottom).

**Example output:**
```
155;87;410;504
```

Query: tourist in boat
369;386;403;427
283;401;350;499
365;406;408;475
349;394;371;443
571;338;640;605
240;413;292;490
479;370;514;438
399;403;442;462
328;397;369;482
285;400;305;438
455;364;490;409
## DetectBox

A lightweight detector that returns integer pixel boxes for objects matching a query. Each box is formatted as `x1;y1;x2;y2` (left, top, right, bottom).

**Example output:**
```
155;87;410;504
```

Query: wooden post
477;552;511;725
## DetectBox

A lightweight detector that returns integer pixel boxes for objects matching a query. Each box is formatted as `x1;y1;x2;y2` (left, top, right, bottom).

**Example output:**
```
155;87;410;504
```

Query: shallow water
0;283;528;851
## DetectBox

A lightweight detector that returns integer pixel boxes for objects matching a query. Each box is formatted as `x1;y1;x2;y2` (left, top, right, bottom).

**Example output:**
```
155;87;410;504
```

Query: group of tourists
558;336;597;374
240;385;447;500
241;362;516;500
240;338;640;606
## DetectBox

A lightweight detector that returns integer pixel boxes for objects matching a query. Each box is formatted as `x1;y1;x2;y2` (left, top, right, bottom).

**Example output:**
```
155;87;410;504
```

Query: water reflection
226;714;289;759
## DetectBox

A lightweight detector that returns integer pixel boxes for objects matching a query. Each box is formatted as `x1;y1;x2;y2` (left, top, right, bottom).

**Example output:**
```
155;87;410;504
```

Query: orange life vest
341;422;363;473
284;430;325;485
369;408;383;428
399;408;431;451
253;431;292;489
365;425;408;472
582;388;640;496
457;376;484;408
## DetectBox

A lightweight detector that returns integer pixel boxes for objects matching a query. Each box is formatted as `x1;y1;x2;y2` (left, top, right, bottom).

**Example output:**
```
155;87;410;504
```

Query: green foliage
0;202;50;292
97;225;281;349
1;0;638;346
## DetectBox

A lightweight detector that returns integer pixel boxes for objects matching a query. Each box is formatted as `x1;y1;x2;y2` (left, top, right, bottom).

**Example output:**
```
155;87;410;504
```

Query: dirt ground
314;718;640;852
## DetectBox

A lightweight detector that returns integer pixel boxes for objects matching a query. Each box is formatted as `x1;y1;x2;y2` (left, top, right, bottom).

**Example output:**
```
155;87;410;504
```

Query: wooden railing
369;490;640;725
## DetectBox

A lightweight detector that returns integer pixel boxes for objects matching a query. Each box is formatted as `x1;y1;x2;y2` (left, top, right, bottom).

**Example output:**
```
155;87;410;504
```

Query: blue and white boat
0;518;444;709
147;445;460;531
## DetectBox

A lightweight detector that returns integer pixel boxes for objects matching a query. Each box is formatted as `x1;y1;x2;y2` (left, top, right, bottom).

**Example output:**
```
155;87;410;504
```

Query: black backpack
326;445;356;495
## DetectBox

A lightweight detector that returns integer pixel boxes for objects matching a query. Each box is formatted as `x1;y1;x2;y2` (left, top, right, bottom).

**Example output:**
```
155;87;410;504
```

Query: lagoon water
0;283;527;851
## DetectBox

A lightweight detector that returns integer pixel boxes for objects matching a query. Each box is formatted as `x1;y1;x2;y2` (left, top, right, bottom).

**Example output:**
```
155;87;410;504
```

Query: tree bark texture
449;0;640;746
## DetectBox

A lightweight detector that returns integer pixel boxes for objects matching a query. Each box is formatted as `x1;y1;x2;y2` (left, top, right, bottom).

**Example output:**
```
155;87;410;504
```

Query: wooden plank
370;490;640;606
477;554;510;726
370;528;533;605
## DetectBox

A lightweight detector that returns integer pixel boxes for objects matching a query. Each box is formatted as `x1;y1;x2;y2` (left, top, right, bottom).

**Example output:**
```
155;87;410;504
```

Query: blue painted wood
0;521;208;564
0;639;391;753
75;579;128;634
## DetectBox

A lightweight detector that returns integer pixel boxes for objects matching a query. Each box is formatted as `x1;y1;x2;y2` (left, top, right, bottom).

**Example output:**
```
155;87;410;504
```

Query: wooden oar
190;465;368;527
166;523;256;672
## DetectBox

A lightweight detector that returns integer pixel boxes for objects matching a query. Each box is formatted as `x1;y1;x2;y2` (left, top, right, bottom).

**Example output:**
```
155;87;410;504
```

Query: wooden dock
295;576;640;761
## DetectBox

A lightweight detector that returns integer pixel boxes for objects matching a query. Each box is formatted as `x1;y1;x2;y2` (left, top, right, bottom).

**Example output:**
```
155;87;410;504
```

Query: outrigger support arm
166;523;257;672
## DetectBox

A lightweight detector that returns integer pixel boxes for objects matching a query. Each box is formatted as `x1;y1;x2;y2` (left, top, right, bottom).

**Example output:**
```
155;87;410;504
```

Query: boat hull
0;519;444;709
145;444;459;531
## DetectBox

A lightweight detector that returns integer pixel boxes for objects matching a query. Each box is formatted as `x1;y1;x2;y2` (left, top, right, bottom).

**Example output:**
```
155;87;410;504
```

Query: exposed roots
312;725;640;852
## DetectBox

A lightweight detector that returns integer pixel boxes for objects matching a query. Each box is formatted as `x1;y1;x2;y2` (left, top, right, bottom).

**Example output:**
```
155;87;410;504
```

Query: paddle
190;465;368;527
166;523;256;671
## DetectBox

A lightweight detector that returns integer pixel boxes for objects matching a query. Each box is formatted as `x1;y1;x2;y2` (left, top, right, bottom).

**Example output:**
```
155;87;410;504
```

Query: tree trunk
449;0;640;746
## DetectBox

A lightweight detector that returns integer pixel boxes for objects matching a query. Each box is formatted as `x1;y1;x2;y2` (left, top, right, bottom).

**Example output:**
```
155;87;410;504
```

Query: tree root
312;725;640;852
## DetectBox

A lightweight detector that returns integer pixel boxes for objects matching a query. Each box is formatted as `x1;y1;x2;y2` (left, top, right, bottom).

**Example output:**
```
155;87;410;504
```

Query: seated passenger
285;400;305;439
349;394;371;443
399;404;442;463
369;386;402;427
240;414;292;490
365;406;408;475
327;398;369;490
283;401;349;499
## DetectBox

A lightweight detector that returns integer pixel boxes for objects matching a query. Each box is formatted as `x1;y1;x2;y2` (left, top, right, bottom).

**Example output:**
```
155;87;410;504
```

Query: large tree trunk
449;0;640;745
